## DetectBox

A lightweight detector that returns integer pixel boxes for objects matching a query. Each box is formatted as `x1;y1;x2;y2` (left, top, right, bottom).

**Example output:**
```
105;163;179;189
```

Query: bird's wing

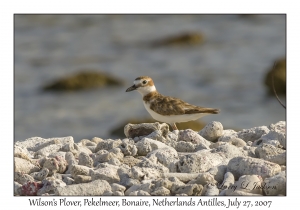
149;95;218;116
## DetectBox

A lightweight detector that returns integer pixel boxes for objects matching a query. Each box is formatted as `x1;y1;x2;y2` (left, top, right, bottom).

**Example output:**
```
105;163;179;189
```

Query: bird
126;76;220;130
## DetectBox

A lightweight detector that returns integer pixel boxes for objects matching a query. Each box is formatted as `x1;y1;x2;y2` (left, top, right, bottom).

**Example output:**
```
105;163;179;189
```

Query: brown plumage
143;91;220;116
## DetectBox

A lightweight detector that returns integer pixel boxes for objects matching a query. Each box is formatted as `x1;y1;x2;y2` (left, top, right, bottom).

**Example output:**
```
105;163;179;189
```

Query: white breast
143;101;210;124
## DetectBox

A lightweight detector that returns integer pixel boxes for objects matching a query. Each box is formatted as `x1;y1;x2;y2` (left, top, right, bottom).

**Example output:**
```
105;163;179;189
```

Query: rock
169;178;186;194
94;148;124;163
210;143;247;159
231;138;247;147
220;137;246;147
111;183;126;194
168;160;179;173
218;129;238;142
91;137;104;144
119;138;137;156
65;152;77;174
243;146;257;157
55;180;111;196
188;172;217;185
78;152;94;167
85;145;97;153
48;151;66;159
146;147;179;168
33;139;61;152
133;136;141;142
121;156;141;167
123;178;140;189
237;126;269;142
228;156;281;179
163;173;199;183
166;131;179;141
207;165;228;183
129;190;151;196
225;175;263;195
137;157;169;173
74;175;92;184
112;191;123;196
91;166;120;183
209;141;223;149
125;183;153;195
78;139;97;147
144;130;168;143
62;176;74;185
15;136;74;152
175;141;197;152
16;155;40;169
37;177;67;195
70;165;92;177
21;181;43;196
199;121;223;142
43;156;67;175
149;31;205;47
179;129;211;147
255;143;286;165
14;172;35;185
14;146;33;161
95;139;122;153
14;157;40;174
219;172;235;191
264;58;286;95
43;71;123;91
202;183;219;196
227;190;262;196
131;166;162;181
151;186;170;196
102;190;113;196
117;166;131;188
153;178;173;190
263;171;286;195
35;144;62;158
14;181;22;195
135;138;171;156
263;121;286;148
61;142;77;154
178;150;226;173
73;145;93;157
108;158;121;166
30;168;49;181
124;122;169;139
173;184;203;196
253;138;281;148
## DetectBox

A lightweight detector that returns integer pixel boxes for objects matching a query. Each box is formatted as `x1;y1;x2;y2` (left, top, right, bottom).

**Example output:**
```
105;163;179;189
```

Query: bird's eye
142;80;147;84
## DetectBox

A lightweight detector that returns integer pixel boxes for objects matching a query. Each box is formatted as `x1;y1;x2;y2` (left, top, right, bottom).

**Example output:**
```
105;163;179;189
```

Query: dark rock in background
264;58;286;96
43;70;123;91
149;31;205;47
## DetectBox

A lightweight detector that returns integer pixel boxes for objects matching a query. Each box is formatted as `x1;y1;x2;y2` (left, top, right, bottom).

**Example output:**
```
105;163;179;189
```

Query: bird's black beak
126;85;137;92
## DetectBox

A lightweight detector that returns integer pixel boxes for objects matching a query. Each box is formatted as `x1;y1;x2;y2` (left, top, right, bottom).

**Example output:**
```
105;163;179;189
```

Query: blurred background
14;14;286;142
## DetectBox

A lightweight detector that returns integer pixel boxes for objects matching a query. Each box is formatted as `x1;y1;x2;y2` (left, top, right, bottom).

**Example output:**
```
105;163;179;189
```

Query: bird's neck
137;85;157;97
143;90;160;102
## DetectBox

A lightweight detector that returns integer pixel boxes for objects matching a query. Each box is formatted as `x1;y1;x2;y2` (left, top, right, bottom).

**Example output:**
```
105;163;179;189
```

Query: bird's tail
206;108;220;114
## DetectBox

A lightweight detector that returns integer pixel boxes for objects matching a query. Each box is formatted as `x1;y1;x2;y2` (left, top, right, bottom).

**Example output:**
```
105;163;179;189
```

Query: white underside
143;101;210;124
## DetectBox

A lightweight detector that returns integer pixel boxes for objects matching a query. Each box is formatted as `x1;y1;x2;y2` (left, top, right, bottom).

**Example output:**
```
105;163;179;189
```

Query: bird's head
126;76;156;96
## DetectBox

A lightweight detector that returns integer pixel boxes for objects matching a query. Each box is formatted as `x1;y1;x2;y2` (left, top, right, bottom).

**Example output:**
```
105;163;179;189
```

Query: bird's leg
171;123;178;131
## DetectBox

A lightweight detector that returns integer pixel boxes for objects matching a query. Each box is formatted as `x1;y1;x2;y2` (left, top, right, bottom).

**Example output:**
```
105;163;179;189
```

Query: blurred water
14;14;286;142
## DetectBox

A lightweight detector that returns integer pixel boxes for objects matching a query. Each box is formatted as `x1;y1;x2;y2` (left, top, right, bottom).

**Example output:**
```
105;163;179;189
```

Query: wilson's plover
126;76;220;130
